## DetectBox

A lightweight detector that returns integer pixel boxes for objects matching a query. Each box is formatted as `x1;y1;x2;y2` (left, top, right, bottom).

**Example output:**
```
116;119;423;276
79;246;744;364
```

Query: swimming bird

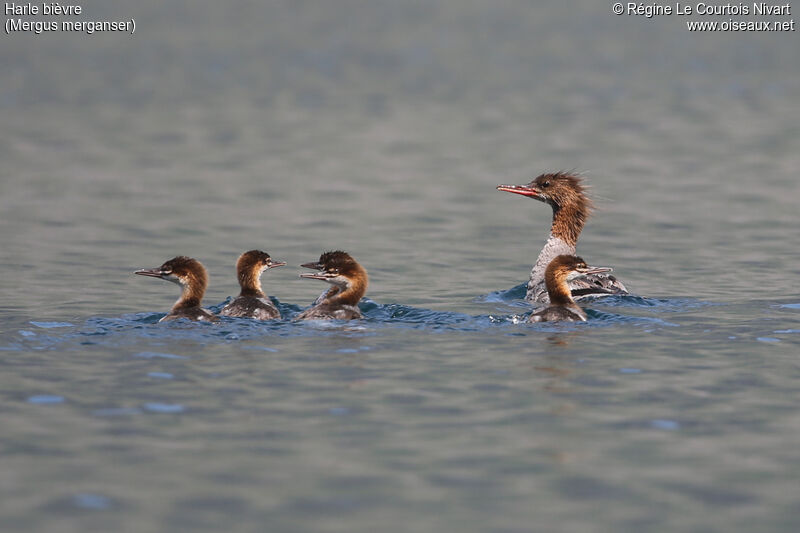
529;255;611;323
295;251;368;320
497;171;628;302
219;250;286;319
134;256;218;322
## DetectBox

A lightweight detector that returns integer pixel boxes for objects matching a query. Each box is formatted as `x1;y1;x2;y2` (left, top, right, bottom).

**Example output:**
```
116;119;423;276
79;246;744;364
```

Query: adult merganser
497;171;628;302
295;251;368;320
219;250;286;319
528;255;611;323
134;256;218;322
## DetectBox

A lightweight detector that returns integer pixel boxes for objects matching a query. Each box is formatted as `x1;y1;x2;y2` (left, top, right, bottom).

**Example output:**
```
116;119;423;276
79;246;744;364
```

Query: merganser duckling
134;256;219;322
528;255;611;323
219;250;286;320
496;171;628;302
295;251;368;320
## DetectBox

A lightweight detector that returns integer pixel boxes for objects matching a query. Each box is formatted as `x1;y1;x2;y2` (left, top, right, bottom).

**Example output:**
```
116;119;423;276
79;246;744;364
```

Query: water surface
1;1;799;532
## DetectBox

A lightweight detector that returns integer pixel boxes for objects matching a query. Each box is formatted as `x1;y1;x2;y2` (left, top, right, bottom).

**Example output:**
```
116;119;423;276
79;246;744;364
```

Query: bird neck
545;268;576;307
238;269;265;298
550;202;587;247
173;280;204;311
325;272;367;307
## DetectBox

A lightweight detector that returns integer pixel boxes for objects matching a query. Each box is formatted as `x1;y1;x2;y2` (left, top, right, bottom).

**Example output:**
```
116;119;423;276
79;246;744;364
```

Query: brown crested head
236;250;285;294
497;172;592;245
498;172;592;211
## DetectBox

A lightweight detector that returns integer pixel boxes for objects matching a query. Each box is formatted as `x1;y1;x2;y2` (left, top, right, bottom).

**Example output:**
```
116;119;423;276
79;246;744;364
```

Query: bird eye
541;181;551;188
329;268;339;274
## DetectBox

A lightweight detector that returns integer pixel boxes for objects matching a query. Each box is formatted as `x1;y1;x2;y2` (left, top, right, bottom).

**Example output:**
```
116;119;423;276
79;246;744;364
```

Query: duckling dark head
549;254;609;275
300;251;366;287
236;250;286;295
135;256;208;292
299;250;368;304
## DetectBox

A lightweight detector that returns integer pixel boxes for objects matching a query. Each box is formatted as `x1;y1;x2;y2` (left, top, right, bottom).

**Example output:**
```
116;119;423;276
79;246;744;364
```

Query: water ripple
479;285;712;313
10;292;697;351
27;395;66;405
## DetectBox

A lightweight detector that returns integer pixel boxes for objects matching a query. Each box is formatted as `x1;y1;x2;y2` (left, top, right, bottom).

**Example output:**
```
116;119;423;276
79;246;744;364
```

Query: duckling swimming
528;255;612;323
134;256;218;322
295;251;368;320
220;250;286;319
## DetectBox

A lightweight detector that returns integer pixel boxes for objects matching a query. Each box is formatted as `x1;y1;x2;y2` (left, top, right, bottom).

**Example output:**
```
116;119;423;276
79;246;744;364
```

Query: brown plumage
498;172;592;247
134;256;218;322
296;251;368;320
220;250;286;320
497;172;627;302
528;255;611;323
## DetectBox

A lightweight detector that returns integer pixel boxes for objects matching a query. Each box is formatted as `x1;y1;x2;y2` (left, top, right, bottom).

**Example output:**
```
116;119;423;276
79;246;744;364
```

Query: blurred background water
1;1;799;532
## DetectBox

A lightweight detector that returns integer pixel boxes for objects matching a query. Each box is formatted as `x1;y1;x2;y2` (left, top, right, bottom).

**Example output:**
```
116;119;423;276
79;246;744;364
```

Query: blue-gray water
1;1;799;532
